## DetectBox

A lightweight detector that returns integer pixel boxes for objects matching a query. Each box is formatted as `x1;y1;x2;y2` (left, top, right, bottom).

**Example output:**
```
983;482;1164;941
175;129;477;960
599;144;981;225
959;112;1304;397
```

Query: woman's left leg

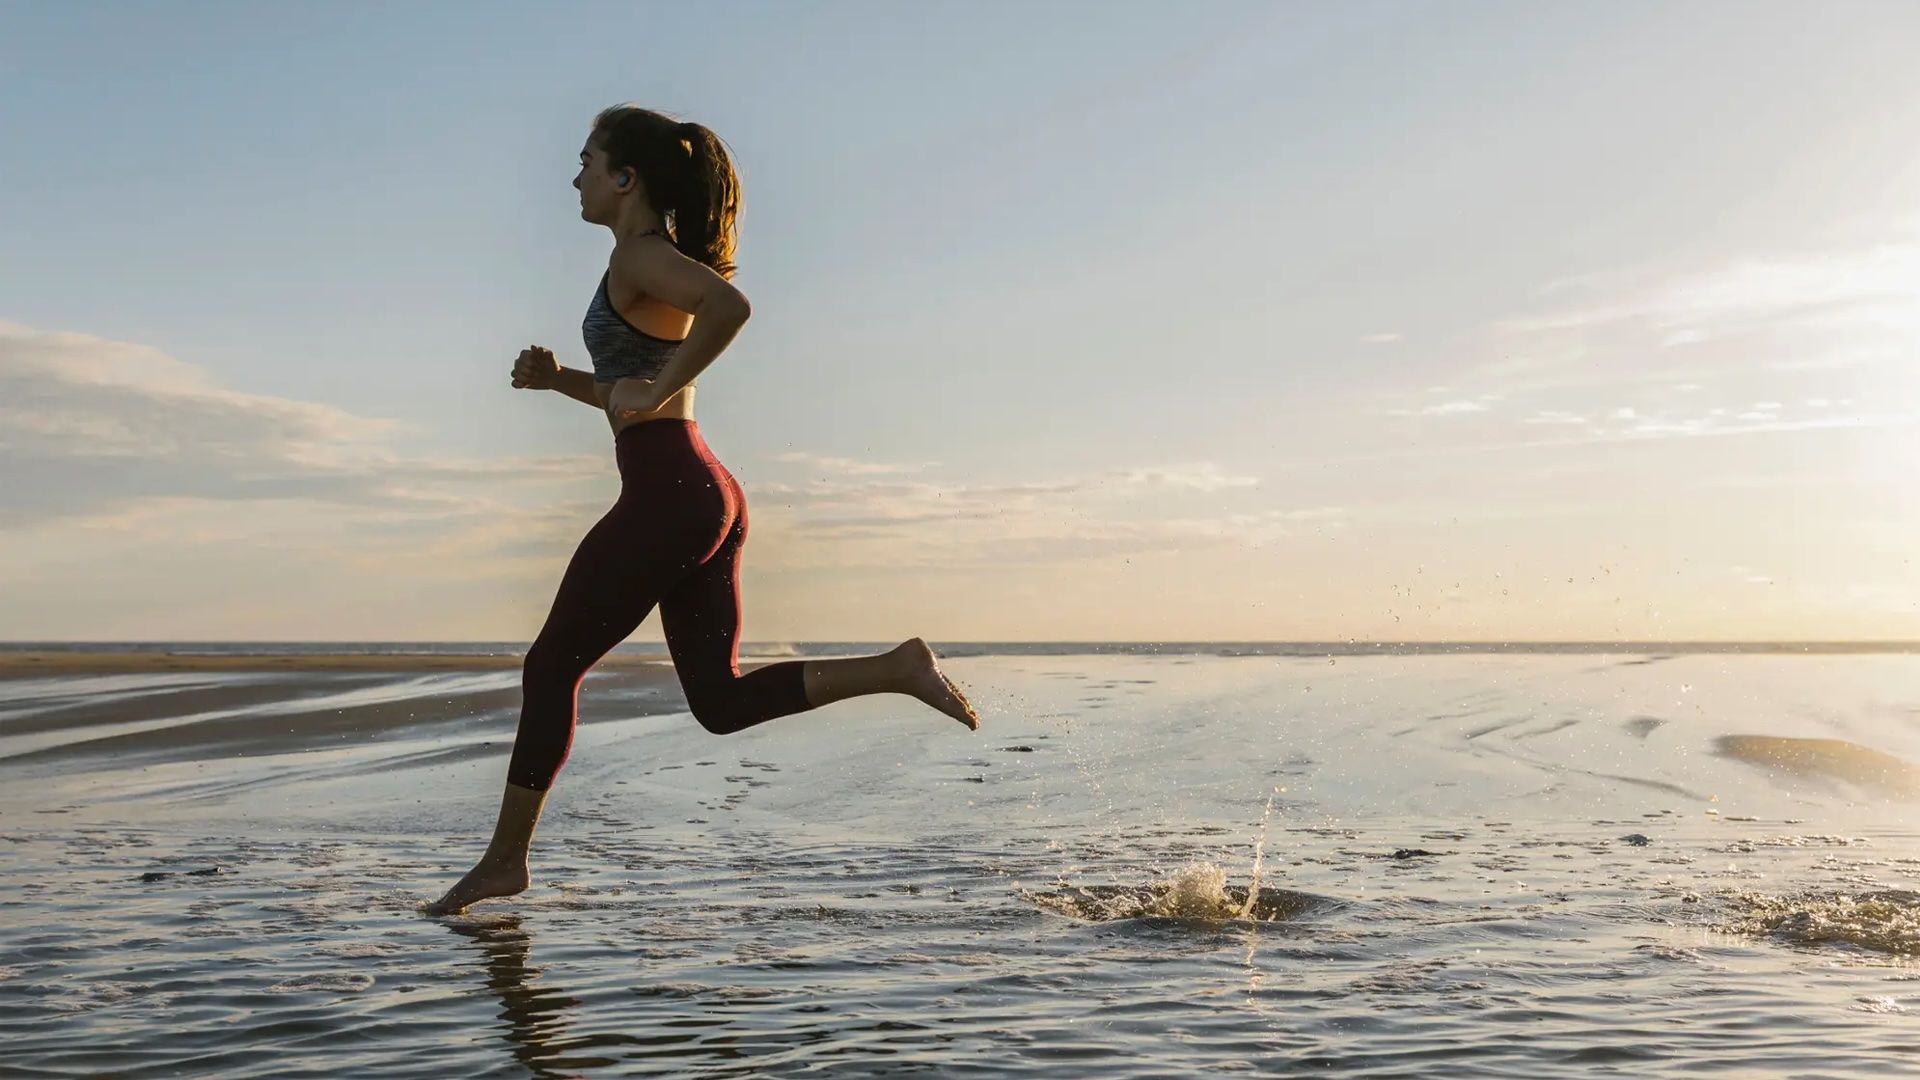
425;489;711;916
657;467;979;732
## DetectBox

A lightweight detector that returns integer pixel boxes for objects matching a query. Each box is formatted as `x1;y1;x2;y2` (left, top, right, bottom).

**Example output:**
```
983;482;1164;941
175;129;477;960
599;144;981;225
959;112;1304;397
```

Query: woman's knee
522;638;586;690
685;684;751;735
690;699;739;735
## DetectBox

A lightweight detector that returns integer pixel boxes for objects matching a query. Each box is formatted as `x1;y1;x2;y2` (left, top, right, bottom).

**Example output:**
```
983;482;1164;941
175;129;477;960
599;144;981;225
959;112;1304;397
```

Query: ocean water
3;648;1920;1077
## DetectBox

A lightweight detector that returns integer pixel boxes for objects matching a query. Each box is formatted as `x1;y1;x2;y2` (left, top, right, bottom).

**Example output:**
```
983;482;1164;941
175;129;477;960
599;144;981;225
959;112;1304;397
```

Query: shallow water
4;652;1920;1076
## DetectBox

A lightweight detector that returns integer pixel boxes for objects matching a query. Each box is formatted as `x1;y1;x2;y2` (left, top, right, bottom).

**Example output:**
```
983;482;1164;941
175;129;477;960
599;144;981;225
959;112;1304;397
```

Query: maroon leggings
506;418;813;790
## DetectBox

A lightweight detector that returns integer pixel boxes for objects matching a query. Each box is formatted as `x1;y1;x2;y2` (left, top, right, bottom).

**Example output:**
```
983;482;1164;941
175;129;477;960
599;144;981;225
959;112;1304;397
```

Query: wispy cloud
1521;410;1588;426
0;322;1324;588
1467;228;1920;399
0;321;604;529
738;455;1329;570
1109;463;1260;491
1387;398;1496;417
1493;237;1920;341
1268;399;1916;474
770;450;935;475
1516;399;1900;447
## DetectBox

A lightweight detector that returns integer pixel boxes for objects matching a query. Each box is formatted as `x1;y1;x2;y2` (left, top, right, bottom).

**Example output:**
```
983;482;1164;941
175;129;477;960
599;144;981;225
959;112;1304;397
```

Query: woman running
426;105;979;916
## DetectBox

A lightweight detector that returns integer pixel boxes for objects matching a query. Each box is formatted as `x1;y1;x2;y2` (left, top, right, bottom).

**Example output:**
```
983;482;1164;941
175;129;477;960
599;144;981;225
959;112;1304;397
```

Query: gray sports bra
583;229;687;384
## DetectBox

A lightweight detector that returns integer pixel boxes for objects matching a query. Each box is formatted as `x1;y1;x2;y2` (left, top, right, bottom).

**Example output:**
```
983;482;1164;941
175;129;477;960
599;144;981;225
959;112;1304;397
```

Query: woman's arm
548;365;605;409
605;240;750;416
512;346;602;409
609;304;746;417
629;301;747;406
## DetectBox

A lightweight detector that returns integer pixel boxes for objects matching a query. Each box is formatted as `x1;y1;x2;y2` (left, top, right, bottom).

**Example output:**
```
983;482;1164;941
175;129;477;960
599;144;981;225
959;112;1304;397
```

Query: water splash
1028;785;1316;923
1717;888;1920;955
1238;786;1282;919
1026;862;1328;922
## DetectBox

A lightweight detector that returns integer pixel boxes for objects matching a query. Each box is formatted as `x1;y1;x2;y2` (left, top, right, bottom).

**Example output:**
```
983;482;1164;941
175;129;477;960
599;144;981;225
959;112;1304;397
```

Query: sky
1;0;1917;643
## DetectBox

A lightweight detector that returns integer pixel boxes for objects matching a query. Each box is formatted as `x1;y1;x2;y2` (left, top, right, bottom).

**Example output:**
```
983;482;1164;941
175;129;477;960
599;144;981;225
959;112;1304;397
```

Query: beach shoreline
0;650;703;678
0;652;827;768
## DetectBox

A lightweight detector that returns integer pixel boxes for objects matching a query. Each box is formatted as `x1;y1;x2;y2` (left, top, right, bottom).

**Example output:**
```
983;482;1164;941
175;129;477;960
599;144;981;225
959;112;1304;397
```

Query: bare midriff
597;380;696;436
597;283;696;436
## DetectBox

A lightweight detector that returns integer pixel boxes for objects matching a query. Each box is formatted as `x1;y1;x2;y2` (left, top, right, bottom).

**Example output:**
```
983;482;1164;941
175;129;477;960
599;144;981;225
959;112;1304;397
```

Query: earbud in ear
616;176;629;188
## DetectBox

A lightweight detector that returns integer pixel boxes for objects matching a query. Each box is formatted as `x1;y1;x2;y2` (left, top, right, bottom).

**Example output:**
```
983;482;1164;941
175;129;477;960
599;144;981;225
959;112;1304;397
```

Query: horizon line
4;639;1918;649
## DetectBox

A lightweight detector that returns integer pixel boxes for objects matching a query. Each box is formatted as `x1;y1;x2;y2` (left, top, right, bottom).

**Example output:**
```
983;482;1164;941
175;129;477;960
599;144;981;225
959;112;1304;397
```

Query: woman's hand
608;376;665;419
511;345;560;390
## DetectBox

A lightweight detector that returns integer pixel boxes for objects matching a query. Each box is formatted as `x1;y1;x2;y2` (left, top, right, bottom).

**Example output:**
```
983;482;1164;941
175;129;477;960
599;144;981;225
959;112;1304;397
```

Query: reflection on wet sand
438;914;595;1076
1713;735;1920;797
440;910;852;1074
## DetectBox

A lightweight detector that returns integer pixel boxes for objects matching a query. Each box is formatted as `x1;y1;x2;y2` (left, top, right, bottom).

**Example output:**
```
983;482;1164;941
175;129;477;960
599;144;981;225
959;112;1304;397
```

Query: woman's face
573;137;631;225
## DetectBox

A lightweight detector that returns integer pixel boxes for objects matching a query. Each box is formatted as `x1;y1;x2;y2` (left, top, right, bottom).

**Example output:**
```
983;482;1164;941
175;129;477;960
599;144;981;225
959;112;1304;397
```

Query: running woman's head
575;104;742;279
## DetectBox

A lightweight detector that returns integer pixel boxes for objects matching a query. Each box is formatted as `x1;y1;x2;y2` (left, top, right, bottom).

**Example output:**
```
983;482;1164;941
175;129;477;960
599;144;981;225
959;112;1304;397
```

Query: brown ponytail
591;105;742;280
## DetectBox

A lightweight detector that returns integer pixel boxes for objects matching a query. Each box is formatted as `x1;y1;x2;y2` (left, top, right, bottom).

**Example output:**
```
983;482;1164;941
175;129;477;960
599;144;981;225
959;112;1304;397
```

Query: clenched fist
511;345;559;390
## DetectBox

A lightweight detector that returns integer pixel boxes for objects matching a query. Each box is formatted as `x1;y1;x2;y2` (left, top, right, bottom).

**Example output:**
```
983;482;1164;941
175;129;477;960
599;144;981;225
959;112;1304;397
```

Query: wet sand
5;650;1920;1076
0;648;682;676
0;651;807;770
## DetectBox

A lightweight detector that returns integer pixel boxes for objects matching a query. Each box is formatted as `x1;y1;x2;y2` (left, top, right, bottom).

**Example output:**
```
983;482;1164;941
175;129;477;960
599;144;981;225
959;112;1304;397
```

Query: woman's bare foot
893;638;979;730
422;855;531;916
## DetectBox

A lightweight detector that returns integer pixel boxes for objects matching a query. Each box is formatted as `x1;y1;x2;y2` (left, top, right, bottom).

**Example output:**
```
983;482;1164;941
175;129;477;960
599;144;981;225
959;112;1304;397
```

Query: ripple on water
37;980;151;1013
264;972;377;994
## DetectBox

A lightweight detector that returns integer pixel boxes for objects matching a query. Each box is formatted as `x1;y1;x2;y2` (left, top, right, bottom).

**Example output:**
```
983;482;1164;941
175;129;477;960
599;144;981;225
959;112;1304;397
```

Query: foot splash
1025;863;1336;923
422;859;531;916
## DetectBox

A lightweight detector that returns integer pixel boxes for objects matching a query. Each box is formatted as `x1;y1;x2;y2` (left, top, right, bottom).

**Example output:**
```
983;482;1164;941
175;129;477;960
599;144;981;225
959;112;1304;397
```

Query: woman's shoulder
611;228;673;262
607;231;677;292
